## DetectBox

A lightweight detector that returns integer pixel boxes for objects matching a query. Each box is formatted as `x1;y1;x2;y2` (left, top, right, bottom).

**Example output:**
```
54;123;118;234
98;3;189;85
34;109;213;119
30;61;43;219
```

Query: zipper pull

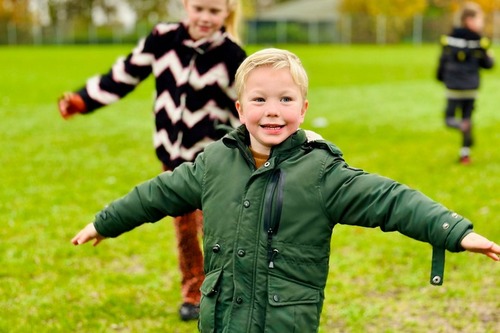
267;228;273;266
268;248;279;268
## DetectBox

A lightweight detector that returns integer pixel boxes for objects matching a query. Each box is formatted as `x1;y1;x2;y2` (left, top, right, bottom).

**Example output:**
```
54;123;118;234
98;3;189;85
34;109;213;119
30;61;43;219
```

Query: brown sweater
250;148;269;169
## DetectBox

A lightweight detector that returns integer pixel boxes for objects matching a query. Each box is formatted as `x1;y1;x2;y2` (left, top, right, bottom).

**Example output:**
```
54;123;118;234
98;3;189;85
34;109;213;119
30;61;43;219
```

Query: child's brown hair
458;2;483;27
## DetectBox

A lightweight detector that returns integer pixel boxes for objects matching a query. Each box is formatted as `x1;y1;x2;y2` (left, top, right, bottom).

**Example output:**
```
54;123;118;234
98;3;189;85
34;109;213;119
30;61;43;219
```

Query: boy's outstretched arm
71;223;105;247
461;232;500;261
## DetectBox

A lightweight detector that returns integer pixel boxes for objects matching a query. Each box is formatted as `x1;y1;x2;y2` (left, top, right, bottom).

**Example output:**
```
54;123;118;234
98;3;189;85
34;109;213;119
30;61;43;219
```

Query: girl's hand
71;223;105;246
461;232;500;261
58;92;86;119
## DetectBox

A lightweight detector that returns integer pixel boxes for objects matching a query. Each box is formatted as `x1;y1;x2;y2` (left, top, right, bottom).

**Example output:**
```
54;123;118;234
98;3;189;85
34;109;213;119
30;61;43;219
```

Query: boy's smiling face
236;66;308;155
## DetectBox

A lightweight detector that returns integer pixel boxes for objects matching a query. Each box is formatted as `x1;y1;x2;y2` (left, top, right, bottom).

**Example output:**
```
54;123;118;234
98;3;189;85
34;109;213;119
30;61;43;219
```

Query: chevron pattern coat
77;22;247;169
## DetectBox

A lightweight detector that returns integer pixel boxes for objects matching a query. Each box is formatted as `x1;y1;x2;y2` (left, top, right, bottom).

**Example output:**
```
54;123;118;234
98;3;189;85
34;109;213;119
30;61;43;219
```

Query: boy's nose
264;104;280;117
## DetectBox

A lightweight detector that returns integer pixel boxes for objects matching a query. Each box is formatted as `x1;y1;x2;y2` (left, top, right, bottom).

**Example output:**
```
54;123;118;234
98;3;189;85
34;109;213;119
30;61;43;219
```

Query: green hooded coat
94;126;473;332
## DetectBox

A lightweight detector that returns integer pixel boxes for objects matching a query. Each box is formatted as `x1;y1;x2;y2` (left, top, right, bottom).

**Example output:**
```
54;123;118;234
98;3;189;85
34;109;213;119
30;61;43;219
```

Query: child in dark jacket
71;48;500;333
437;1;494;164
58;0;246;321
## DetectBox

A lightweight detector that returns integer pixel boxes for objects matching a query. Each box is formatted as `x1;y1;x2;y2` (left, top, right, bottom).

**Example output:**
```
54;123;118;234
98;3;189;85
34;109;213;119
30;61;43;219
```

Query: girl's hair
225;0;242;45
458;2;483;27
235;48;309;100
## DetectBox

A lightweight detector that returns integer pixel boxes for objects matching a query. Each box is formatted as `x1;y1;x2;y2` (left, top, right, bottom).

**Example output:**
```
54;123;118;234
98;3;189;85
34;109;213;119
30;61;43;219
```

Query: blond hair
235;48;309;99
225;0;242;44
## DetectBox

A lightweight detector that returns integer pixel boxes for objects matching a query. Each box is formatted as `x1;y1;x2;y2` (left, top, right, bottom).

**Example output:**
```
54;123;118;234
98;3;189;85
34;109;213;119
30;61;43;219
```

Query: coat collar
222;126;343;162
180;20;227;54
223;126;306;153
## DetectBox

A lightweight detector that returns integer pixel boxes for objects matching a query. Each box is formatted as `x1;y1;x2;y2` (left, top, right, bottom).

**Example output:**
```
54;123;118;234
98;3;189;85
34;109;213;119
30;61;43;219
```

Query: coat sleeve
77;27;159;112
93;153;205;238
322;162;473;253
436;48;446;82
478;49;495;69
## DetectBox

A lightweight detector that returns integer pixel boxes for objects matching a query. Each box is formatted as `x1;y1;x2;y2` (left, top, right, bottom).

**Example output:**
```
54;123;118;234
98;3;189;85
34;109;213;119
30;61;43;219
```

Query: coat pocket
265;274;321;333
198;268;223;333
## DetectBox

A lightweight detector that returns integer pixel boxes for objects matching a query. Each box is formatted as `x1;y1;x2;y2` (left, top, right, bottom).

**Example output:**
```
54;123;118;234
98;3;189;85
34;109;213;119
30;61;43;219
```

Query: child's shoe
179;302;200;321
459;147;471;165
459;155;471;165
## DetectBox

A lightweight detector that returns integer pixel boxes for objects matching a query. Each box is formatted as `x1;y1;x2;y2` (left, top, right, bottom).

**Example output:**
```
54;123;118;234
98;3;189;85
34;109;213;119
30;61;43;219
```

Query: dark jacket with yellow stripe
93;126;473;332
437;27;494;90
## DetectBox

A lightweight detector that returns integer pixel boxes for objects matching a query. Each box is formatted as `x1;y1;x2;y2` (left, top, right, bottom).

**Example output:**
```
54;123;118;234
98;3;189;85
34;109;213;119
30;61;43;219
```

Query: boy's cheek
238;114;246;124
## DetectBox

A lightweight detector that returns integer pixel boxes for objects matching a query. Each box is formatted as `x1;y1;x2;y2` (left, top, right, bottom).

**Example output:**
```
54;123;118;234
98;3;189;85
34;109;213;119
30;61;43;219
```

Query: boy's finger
71;231;89;245
71;236;81;245
486;252;499;261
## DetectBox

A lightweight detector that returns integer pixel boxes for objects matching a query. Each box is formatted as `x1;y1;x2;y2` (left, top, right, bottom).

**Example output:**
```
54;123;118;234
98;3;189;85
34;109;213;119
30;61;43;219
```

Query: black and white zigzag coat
77;22;247;169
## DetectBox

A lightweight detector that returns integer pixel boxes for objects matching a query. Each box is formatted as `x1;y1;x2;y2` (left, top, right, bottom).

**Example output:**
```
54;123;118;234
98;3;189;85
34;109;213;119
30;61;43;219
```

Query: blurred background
1;1;499;332
2;0;500;46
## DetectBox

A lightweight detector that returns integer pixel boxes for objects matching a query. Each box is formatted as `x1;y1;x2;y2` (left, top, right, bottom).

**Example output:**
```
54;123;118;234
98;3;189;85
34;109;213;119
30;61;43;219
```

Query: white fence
2;13;500;45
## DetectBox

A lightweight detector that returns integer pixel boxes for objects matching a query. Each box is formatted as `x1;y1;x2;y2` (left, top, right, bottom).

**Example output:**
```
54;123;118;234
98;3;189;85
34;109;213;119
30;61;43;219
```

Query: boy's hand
461;232;500;261
72;223;105;246
58;92;86;119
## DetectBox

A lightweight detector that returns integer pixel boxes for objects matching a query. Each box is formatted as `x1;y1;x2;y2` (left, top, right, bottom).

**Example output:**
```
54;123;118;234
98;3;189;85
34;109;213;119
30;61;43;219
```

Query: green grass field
0;44;499;333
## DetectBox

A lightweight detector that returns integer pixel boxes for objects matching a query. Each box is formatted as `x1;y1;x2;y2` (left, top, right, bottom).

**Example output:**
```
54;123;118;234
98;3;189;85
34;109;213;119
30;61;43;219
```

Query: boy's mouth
260;124;284;130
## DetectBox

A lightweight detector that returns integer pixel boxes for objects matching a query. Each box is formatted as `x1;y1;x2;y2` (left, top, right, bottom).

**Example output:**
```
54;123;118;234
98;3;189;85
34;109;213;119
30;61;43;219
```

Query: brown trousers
173;210;204;304
163;165;204;304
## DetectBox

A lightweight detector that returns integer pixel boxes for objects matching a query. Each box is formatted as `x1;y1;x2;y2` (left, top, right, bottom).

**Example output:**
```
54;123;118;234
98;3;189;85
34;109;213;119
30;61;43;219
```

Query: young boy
437;1;494;164
72;48;500;332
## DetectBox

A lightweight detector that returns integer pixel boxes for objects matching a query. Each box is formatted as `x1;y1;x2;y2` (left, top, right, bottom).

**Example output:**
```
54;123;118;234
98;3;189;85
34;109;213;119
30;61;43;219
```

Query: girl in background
58;0;246;321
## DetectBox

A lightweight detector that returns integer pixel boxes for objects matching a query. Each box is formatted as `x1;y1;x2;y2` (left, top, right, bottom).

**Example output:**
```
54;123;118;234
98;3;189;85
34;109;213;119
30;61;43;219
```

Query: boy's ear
236;100;245;124
300;99;309;123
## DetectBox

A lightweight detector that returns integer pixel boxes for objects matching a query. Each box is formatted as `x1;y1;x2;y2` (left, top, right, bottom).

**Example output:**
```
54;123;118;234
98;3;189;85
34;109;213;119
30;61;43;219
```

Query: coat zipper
263;169;285;268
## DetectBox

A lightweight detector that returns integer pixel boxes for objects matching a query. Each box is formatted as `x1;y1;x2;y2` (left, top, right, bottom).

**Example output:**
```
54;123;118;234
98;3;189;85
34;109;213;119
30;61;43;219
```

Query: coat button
432;275;442;284
442;223;450;230
212;244;221;253
243;200;250;208
264;162;271;167
236;297;243;304
273;295;279;302
237;249;246;257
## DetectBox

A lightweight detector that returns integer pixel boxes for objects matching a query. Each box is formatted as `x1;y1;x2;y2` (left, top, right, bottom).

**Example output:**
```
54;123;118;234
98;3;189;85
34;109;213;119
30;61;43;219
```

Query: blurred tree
339;0;428;42
429;0;500;13
126;0;168;23
1;0;32;24
340;0;427;18
242;0;257;18
475;0;500;12
428;0;500;36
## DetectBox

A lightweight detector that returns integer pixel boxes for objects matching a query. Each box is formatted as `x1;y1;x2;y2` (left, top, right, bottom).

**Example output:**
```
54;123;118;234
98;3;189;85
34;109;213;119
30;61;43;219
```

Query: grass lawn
0;43;498;333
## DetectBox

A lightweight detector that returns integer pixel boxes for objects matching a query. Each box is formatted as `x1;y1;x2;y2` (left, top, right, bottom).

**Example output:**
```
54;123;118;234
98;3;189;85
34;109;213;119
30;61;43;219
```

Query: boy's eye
253;97;265;102
280;97;292;102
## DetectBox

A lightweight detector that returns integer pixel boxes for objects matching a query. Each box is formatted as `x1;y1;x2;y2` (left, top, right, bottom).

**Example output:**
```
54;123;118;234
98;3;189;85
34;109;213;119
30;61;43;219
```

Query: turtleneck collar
181;20;227;54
